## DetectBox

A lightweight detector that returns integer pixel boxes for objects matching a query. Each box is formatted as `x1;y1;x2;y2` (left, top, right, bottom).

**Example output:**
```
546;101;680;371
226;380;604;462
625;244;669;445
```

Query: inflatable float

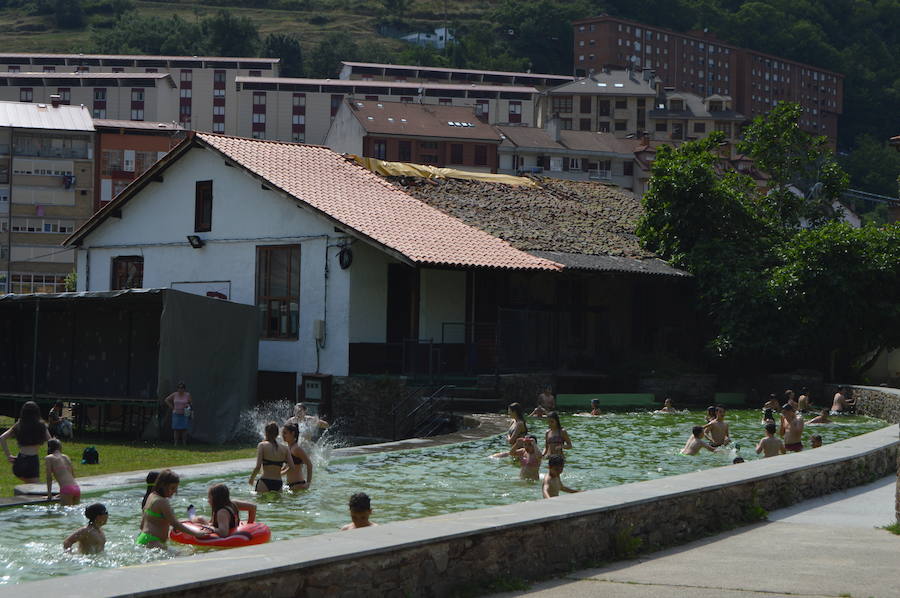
169;521;271;548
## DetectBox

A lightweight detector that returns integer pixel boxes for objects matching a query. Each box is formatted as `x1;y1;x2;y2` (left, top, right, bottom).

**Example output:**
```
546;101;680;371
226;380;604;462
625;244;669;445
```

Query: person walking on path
164;382;193;446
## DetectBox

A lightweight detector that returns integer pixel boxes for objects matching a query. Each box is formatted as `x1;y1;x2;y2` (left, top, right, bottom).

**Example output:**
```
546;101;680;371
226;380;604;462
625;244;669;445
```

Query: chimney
49;94;61;108
546;113;561;142
641;131;650;146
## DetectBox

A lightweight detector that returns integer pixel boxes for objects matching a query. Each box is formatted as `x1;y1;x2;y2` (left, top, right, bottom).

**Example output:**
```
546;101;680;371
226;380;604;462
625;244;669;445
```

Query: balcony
588;169;612;181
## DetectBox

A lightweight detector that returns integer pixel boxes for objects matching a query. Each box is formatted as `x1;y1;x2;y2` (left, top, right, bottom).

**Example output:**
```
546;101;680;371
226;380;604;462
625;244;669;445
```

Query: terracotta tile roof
497;126;642;154
348;101;502;141
391;176;659;259
195;134;557;271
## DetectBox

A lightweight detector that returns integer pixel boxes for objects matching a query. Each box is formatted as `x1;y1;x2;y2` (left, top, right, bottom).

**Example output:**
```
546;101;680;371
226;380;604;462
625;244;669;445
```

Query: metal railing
390;384;455;441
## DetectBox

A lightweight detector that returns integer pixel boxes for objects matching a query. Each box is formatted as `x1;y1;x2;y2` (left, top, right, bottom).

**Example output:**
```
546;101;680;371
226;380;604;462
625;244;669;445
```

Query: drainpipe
31;298;39;400
6;128;15;292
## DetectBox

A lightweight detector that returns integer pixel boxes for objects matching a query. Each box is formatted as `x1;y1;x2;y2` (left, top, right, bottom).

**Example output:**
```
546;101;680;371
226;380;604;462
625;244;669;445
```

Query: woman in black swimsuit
506;403;528;447
249;421;294;493
1;401;51;483
281;423;313;491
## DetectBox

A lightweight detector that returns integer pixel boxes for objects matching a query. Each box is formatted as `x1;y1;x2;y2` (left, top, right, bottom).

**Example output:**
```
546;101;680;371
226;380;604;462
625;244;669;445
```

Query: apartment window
569;158;581;170
551;95;573;113
213;88;226;98
561;118;572;130
508;100;522;123
623;161;634;176
213;122;225;133
398;140;411;161
252;113;266;124
373;139;387;160
474;145;488;166
400;96;413;103
7;66;19;72
111;256;144;290
94;89;106;101
579;118;591;131
598;121;610;133
57;88;71;104
180;89;192;99
615;99;627;110
614;120;627;131
291;114;305;126
194;180;213;232
214;70;226;84
256;245;301;339
130;109;144;121
253;92;266;106
291;133;305;143
180;69;192;83
450;143;463;164
669;99;684;111
93;108;106;119
12;273;67;294
597;99;610;116
438;98;451;106
20;88;33;102
213;105;225;116
365;95;378;101
475;99;489;117
672;123;684;140
131;88;144;102
579;96;591;113
655;122;667;132
693;122;706;133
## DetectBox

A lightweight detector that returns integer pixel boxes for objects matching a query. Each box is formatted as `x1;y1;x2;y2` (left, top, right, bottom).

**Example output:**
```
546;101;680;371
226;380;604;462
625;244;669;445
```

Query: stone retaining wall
10;426;896;598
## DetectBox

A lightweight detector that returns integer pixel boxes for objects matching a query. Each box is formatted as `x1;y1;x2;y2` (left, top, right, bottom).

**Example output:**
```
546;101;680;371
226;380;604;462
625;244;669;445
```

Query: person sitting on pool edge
341;492;377;530
138;469;208;548
681;426;717;455
63;502;108;554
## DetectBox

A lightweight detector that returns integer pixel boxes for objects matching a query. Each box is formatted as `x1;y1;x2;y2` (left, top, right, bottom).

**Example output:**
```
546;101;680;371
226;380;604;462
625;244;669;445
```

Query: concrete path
489;475;900;598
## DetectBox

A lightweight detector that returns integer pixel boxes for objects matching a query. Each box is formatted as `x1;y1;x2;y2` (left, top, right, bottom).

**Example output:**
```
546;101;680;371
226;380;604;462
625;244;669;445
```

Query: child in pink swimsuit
45;438;80;505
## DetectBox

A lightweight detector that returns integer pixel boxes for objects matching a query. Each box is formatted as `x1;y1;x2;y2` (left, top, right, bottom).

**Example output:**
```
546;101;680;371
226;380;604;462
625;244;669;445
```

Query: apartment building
0;53;279;131
0;99;94;293
572;15;843;140
0;72;179;123
325;100;502;172
93;119;184;210
650;90;745;146
339;61;573;89
233;76;538;144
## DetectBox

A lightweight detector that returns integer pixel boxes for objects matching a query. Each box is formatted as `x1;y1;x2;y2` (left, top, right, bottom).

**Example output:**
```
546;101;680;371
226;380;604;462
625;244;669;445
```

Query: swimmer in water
761;408;776;425
542;455;578;498
797;388;811;412
810;434;823;448
703;405;731;447
543;412;572;458
589;399;602;416
763;394;781;411
780;403;804;452
491;434;542;480
655;398;677;414
506;403;528;446
755;423;785;458
530;387;556;417
341;492;377;530
63;502;108;554
704;405;717;422
681;426;716;455
807;409;832;425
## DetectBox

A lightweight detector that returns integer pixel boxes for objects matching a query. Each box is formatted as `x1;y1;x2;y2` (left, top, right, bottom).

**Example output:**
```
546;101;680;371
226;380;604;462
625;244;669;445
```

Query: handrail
405;385;455;419
391;384;455;441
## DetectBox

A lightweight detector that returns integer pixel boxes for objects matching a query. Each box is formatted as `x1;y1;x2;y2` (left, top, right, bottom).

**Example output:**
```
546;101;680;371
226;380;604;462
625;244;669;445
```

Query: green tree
55;0;85;29
261;33;303;78
306;32;358;78
491;0;589;73
203;10;259;58
91;14;206;55
840;134;900;197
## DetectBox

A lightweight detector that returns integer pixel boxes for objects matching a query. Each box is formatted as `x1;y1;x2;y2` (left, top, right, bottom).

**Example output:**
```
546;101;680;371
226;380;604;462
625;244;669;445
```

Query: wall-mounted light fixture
338;246;353;269
186;235;205;249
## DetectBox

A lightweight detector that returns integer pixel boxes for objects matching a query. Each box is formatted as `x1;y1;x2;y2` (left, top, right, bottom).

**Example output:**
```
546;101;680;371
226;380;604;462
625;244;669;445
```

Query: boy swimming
654;398;677;414
45;439;80;505
63;503;108;554
681;426;716;455
755;423;785;458
590;399;602;416
703;405;731;447
341;492;377;530
542;455;579;498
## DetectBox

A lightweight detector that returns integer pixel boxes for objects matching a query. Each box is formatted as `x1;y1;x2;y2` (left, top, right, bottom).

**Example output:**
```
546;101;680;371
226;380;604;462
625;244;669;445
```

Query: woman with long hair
1;401;51;483
506;402;528;446
281;423;313;491
137;469;207;549
192;484;256;538
543;411;572;458
248;421;294;493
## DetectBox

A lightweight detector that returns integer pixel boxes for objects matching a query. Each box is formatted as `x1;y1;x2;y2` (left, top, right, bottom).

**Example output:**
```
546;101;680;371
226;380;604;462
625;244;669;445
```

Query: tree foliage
261;33;303;78
638;103;899;378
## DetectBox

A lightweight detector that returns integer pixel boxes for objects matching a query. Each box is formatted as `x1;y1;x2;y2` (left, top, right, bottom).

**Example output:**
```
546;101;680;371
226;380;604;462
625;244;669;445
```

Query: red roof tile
348;101;501;141
195;134;558;270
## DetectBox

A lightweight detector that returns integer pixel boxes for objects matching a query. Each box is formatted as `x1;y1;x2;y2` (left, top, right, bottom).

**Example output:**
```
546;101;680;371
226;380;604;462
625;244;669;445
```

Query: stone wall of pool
5;421;896;598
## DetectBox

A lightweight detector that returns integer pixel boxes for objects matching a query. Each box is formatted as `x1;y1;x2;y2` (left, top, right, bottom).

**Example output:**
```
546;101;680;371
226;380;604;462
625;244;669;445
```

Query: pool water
0;409;887;585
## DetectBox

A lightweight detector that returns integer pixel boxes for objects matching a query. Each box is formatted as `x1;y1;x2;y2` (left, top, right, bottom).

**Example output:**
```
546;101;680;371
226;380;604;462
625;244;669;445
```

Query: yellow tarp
350;155;538;187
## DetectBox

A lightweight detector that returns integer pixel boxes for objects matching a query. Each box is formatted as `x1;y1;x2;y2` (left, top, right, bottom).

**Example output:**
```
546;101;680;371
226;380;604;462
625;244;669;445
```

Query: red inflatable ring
169;520;271;548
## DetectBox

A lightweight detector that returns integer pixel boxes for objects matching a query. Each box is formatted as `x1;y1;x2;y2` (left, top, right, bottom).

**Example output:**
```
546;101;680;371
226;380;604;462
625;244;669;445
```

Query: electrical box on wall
313;319;325;341
301;373;332;419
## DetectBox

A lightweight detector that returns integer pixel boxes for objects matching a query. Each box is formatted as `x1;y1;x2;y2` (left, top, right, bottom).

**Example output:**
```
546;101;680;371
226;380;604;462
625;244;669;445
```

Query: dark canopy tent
0;289;257;443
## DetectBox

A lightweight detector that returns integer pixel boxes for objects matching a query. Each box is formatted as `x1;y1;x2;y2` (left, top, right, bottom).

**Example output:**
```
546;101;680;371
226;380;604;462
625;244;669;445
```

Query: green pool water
0;409;887;585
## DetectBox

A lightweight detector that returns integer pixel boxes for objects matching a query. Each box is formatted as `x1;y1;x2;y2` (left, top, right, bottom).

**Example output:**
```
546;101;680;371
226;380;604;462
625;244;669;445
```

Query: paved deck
8;413;508;505
489;475;900;598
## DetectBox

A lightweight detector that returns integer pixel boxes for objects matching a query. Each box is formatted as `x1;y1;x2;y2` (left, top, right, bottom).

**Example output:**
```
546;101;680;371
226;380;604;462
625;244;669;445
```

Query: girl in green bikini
137;469;208;548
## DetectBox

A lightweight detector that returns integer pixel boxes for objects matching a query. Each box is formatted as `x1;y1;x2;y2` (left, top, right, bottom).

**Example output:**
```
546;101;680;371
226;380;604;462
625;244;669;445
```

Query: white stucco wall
323;105;365;157
74;146;354;376
418;269;465;343
348;241;391;343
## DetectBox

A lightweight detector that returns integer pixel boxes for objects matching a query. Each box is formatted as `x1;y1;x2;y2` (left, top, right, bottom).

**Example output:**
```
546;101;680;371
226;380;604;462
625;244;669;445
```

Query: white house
401;27;455;50
64;133;557;396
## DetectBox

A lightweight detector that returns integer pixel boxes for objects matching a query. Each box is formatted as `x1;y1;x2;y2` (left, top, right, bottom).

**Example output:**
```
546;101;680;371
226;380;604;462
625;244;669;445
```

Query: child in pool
191;483;257;538
543;412;572;458
755;423;785;458
491;434;542;480
63;503;108;554
341;492;377;530
542;455;578;498
807;409;832;425
654;398;677;414
137;469;208;549
681;426;716;455
590;399;602;416
761;408;776;425
45;438;80;505
810;434;823;448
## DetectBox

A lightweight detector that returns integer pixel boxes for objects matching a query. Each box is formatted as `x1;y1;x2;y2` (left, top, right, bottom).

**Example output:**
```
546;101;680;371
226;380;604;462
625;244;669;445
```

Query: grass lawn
0;416;255;497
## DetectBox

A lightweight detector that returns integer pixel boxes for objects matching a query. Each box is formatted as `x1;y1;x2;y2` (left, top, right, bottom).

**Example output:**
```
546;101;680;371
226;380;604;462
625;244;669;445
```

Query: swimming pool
0;409;887;585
